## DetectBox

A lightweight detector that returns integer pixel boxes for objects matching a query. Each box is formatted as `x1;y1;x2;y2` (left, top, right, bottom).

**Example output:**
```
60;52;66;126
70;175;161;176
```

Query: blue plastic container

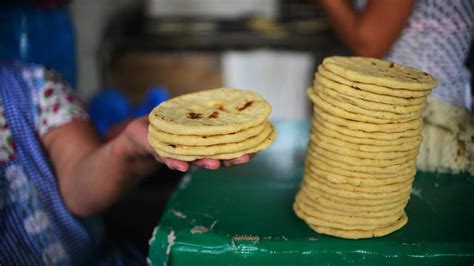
88;87;170;138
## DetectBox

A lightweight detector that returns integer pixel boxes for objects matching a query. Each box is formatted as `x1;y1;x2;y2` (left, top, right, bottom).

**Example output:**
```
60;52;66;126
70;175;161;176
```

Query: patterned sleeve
25;66;89;136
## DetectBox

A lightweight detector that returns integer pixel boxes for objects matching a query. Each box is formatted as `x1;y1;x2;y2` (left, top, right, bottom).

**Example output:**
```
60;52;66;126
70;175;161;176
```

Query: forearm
63;134;157;217
46;117;246;217
319;0;414;58
43;119;159;217
319;0;362;53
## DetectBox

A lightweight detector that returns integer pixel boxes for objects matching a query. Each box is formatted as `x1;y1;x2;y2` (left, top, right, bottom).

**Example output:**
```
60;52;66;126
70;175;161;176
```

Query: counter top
148;120;474;265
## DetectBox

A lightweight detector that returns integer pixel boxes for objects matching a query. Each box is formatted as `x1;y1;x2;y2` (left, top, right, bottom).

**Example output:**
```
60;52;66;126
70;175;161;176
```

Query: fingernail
233;159;246;165
205;164;220;170
175;167;187;172
231;158;247;165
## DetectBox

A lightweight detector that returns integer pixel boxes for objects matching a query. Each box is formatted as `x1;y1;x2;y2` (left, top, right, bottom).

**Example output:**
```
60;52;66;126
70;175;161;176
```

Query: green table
148;120;474;265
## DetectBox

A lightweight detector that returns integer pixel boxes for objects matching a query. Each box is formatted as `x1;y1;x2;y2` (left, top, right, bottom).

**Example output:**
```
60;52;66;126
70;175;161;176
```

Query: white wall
223;50;315;120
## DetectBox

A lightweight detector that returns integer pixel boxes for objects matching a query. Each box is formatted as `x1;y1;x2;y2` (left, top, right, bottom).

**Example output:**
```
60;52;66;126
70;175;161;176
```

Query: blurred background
0;0;349;124
94;0;343;121
1;0;472;256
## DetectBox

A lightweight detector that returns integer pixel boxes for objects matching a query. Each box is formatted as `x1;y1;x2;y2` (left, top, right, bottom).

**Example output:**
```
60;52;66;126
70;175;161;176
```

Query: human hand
122;116;252;172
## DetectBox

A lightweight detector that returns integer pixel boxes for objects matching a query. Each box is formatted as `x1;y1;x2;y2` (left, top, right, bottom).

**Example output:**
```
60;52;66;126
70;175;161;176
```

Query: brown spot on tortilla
208;111;219;119
168;144;176;148
237;101;254;111
187;112;202;119
390;63;394;68
214;104;226;111
351;86;361;90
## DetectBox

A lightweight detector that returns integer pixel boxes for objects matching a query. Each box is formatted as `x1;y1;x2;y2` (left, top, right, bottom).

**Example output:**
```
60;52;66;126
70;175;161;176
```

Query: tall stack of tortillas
294;56;437;239
148;88;276;161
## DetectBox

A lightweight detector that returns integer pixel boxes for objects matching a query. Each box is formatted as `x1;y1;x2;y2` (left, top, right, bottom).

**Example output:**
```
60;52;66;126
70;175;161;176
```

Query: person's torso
386;0;474;109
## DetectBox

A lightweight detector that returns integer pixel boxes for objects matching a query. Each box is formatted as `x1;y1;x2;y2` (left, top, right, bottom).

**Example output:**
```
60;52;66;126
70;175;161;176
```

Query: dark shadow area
103;165;185;255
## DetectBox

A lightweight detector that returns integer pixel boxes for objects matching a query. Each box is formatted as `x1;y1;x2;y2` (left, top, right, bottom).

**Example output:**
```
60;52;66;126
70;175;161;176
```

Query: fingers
193;159;221;170
222;154;250;167
156;153;253;172
194;154;252;169
159;156;190;172
159;156;221;171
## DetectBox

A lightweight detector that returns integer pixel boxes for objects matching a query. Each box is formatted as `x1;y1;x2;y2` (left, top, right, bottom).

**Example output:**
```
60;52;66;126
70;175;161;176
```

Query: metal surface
148;120;474;265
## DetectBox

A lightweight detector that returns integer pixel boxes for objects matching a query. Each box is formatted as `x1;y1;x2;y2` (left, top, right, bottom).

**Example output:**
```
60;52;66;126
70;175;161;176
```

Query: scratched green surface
148;120;474;265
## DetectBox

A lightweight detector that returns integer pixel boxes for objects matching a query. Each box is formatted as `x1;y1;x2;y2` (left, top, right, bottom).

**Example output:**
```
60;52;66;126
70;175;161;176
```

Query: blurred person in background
319;0;473;109
319;0;474;173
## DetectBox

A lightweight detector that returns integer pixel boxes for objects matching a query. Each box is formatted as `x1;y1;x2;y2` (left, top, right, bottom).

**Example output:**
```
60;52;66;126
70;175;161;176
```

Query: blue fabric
0;62;98;265
0;3;76;87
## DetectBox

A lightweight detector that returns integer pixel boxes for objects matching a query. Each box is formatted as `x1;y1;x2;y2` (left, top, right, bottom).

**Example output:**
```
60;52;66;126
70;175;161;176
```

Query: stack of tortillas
148;88;276;161
294;56;437;239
